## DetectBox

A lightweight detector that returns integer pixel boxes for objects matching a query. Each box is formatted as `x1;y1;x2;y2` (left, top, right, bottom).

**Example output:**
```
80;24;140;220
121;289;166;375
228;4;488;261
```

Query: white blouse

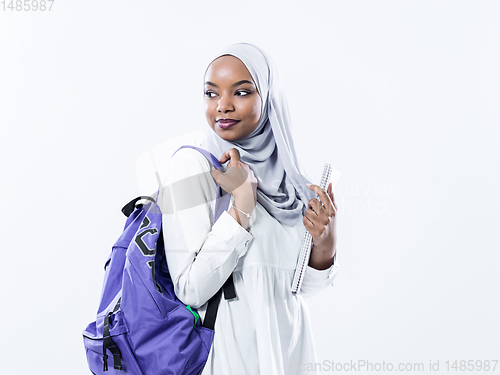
159;146;340;375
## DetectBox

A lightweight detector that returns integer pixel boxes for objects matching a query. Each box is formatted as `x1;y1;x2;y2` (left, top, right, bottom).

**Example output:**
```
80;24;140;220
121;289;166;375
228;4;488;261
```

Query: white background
1;1;499;374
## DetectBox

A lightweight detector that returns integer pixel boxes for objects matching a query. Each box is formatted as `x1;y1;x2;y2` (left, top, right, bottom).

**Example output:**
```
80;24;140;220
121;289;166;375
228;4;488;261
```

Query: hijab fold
203;43;316;227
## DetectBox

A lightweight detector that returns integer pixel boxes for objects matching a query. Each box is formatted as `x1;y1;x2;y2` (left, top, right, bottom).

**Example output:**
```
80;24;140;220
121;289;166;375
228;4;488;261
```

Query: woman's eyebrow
204;80;255;88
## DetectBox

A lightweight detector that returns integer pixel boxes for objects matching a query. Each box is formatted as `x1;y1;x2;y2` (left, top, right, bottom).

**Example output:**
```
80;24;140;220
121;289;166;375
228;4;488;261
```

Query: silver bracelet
231;204;251;218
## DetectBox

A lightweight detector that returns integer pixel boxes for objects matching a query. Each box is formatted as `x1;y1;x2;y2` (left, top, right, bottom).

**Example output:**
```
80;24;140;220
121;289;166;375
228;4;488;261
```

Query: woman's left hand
303;182;337;270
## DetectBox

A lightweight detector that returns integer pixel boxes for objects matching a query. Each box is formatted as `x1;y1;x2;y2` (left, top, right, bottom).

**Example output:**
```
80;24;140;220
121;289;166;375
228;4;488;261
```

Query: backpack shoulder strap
172;145;231;224
122;145;237;331
172;146;238;330
203;274;236;330
171;146;236;292
121;196;156;217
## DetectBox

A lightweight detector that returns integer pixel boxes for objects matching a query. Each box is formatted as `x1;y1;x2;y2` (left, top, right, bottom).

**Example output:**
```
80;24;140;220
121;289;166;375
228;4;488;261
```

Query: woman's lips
217;119;240;129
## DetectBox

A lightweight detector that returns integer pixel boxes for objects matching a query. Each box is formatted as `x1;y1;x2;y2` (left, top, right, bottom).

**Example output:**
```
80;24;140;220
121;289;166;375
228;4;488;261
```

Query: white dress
158;145;340;375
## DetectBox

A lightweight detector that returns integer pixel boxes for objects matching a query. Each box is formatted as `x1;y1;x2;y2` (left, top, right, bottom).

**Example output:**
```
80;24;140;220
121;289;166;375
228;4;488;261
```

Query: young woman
159;42;339;375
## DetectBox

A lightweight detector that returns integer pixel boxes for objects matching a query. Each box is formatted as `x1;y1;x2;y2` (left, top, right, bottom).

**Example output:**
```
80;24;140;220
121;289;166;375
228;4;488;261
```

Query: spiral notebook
291;163;341;294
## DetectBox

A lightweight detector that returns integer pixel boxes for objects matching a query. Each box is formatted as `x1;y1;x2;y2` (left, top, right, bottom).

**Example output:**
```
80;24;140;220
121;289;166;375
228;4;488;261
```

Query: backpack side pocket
83;311;145;375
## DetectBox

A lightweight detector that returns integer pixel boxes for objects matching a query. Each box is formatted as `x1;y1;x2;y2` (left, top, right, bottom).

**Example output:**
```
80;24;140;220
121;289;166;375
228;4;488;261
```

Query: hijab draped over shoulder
202;43;316;227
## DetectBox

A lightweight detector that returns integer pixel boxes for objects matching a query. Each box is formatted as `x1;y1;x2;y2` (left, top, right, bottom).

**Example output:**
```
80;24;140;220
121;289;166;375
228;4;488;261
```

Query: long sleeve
159;148;254;308
298;252;340;298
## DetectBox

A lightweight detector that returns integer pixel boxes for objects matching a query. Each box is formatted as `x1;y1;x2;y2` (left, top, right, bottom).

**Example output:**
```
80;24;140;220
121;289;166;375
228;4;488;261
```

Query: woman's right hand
210;148;257;210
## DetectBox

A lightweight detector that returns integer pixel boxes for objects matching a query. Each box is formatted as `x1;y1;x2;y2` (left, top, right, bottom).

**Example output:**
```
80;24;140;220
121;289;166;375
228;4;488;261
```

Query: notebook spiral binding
291;163;333;294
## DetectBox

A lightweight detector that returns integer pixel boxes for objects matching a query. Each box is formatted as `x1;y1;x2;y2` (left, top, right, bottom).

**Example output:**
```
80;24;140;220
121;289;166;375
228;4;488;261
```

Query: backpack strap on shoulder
222;274;236;300
203;274;236;330
202;288;222;331
121;196;156;217
169;146;238;331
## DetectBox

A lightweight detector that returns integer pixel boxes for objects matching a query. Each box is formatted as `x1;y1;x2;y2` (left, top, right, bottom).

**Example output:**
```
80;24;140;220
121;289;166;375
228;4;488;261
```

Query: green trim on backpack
186;305;199;328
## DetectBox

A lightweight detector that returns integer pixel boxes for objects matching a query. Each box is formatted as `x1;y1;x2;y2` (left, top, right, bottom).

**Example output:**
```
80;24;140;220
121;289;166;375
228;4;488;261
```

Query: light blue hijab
203;43;316;227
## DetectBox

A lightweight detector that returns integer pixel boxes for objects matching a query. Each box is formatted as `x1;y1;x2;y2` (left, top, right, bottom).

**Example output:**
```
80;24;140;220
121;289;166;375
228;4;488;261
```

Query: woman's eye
236;90;251;96
205;91;216;98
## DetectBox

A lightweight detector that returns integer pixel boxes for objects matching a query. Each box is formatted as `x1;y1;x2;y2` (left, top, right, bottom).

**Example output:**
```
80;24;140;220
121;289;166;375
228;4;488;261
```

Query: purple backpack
82;146;235;374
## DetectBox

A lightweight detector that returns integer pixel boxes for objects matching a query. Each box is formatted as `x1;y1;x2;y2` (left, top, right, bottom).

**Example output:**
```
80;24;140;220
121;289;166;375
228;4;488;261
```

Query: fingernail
306;183;311;187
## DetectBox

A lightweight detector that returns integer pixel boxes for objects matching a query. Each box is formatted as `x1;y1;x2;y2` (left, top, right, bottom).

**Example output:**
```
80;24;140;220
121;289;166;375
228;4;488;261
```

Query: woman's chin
214;128;238;141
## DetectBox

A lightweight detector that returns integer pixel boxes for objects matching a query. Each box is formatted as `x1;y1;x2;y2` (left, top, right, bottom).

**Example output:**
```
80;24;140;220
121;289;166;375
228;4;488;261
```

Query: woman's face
204;55;262;142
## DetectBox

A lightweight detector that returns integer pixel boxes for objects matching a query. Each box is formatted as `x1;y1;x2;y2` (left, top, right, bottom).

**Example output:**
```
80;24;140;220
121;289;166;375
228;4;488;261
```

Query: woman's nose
217;96;234;113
